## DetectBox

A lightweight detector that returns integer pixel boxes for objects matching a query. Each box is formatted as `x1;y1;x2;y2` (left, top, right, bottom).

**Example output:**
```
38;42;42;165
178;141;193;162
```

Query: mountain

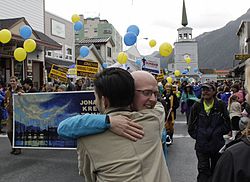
154;9;250;70
196;8;250;69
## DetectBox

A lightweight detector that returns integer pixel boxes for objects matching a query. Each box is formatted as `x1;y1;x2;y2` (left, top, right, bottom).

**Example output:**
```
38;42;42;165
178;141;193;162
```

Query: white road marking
174;121;187;124
173;134;191;138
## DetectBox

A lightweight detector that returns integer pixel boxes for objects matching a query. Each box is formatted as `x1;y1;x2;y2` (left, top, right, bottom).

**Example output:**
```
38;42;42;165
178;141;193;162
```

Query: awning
45;57;75;67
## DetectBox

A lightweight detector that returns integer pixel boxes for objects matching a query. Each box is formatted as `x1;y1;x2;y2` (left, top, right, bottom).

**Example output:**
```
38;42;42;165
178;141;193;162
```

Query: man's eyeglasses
136;90;159;97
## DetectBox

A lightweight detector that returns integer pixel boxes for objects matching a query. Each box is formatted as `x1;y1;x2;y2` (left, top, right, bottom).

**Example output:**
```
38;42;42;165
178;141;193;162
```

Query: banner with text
48;64;68;83
13;91;97;149
76;59;99;78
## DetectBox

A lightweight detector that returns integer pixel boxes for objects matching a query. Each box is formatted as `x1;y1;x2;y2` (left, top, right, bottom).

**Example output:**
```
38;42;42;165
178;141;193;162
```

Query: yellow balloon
149;39;156;48
187;66;191;70
0;29;12;44
23;39;36;53
71;14;80;23
14;48;27;62
159;42;173;57
167;76;173;84
174;70;181;77
117;52;128;64
185;57;191;64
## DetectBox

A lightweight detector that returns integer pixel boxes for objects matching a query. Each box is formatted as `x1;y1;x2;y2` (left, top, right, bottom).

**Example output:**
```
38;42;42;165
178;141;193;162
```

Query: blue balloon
135;59;141;66
102;63;108;68
74;21;83;31
19;25;32;39
124;32;137;46
194;67;199;73
127;25;140;36
80;46;89;58
182;69;188;75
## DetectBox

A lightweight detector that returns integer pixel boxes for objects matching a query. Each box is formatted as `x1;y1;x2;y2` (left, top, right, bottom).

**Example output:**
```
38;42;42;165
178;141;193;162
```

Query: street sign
235;54;250;60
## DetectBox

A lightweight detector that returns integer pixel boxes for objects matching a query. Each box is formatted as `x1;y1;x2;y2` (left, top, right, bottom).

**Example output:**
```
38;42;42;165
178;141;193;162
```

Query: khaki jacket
77;102;171;182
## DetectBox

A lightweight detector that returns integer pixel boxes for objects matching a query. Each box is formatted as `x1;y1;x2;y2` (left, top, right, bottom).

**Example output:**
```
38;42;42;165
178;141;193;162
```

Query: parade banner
141;57;160;74
76;59;99;78
13;91;98;149
48;64;68;83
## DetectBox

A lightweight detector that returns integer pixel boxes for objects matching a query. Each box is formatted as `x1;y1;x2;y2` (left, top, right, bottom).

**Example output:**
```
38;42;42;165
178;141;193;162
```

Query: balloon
187;66;191;70
149;39;156;47
23;39;36;53
117;52;128;64
80;46;89;57
135;59;142;66
185;57;191;64
182;69;188;74
183;54;190;60
102;63;108;68
74;21;83;31
159;42;173;57
124;32;137;46
14;48;27;62
167;77;173;84
127;25;139;36
174;70;181;77
164;68;168;74
19;25;32;39
0;29;12;44
71;14;80;23
194;67;199;73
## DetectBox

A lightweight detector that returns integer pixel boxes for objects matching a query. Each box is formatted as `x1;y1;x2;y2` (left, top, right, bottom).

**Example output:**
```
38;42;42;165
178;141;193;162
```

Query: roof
34;30;61;49
236;20;250;36
0;17;61;50
79;37;115;47
0;17;23;29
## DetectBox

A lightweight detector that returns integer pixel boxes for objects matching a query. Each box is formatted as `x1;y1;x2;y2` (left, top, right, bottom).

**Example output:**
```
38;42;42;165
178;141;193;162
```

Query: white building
174;0;198;76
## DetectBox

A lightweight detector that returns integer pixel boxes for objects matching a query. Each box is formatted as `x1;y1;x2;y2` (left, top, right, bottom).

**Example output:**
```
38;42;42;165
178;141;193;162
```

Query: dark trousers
231;116;240;130
196;151;221;182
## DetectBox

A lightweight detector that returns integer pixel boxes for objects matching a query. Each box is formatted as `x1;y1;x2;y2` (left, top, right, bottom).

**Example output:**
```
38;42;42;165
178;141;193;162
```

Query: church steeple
182;0;188;27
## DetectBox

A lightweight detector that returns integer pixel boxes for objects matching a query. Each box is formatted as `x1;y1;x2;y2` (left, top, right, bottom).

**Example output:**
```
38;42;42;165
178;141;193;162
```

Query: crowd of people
1;64;250;181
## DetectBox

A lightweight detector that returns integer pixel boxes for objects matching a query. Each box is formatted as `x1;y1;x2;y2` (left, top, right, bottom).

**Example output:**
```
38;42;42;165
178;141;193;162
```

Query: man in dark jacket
188;83;231;182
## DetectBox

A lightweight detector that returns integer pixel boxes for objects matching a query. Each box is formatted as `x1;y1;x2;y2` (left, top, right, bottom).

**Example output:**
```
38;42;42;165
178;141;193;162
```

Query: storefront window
14;61;24;81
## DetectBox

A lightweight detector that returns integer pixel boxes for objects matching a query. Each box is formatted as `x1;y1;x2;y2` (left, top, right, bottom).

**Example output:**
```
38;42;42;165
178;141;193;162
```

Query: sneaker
13;149;21;155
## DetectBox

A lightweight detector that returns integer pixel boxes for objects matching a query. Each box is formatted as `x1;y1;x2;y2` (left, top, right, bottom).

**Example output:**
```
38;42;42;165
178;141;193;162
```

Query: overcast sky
45;0;250;55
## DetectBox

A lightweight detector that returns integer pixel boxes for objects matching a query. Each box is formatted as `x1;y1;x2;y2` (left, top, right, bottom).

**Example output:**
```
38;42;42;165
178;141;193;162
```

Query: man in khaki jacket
76;68;171;181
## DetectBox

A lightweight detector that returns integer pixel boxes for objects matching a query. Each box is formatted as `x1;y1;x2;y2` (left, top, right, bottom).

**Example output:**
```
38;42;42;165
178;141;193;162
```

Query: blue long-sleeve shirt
57;114;110;139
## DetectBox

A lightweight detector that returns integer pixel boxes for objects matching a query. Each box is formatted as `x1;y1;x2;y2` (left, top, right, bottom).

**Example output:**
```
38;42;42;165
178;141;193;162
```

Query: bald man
58;70;171;181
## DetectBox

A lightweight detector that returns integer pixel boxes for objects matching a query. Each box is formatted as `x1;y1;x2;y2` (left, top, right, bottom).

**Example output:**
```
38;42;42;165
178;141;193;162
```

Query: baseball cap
201;83;216;91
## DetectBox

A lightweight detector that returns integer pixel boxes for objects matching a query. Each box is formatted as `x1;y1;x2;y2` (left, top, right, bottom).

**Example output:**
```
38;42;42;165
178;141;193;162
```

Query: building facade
233;20;250;79
0;0;45;33
174;0;198;77
44;11;75;68
75;16;122;61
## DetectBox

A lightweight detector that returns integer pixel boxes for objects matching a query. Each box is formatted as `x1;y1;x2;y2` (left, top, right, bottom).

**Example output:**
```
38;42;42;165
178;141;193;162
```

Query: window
54;50;63;59
84;28;89;33
179;34;182;39
46;51;52;57
51;19;66;38
184;33;188;39
94;28;98;33
103;29;112;34
107;47;111;57
65;45;73;61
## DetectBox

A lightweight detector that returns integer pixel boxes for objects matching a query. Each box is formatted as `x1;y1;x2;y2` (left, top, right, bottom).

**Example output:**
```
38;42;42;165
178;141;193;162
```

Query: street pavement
0;109;197;182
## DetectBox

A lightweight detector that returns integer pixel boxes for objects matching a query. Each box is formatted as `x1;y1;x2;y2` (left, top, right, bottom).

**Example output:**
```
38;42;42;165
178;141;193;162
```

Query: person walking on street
4;76;24;155
188;82;231;182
